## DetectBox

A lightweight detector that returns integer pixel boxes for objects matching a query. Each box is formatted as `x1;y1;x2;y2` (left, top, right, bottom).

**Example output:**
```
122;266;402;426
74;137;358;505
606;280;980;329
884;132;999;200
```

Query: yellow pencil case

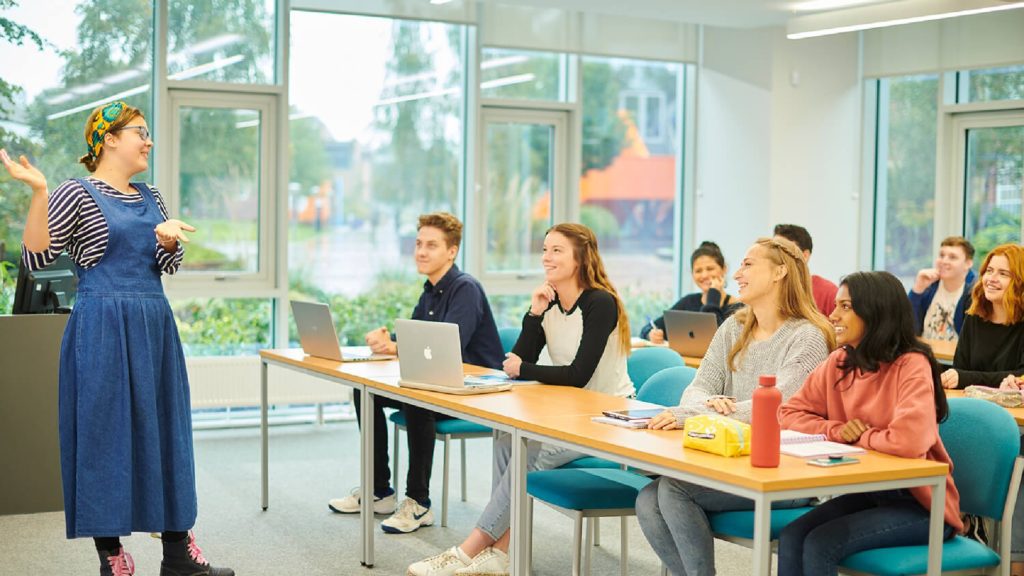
682;414;751;457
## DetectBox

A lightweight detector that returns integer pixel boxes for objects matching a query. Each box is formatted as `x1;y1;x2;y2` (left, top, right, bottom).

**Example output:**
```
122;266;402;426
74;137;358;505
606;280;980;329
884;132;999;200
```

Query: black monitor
12;253;78;314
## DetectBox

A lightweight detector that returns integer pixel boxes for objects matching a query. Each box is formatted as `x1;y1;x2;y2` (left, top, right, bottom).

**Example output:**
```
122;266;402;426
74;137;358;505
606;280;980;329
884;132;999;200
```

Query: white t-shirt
922;282;965;342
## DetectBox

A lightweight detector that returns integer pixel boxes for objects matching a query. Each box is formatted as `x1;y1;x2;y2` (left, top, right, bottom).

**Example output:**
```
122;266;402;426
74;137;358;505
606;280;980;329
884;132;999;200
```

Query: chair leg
441;435;450;527
594;518;601;547
620;516;628;576
525;497;534;575
392;423;400;497
584;517;594;576
572;514;583;576
460;438;468;502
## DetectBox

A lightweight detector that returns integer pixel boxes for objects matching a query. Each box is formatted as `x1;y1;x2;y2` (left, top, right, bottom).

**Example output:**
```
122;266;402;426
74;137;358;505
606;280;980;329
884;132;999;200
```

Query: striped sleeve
21;179;97;271
149;185;184;275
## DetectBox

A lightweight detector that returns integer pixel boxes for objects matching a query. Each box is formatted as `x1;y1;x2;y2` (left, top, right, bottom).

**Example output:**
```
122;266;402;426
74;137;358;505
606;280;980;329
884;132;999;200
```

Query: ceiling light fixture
787;0;1024;39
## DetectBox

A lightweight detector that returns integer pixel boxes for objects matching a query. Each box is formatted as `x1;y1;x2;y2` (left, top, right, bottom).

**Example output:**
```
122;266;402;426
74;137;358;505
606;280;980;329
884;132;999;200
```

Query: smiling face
981;254;1013;306
733;244;783;306
830;284;866;348
414;225;457;279
103;115;152;176
692;255;725;294
935;244;972;283
542;231;579;285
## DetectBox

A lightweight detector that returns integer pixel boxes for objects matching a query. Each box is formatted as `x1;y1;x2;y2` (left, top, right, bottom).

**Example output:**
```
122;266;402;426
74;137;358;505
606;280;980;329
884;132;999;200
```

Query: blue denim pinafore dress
59;178;197;538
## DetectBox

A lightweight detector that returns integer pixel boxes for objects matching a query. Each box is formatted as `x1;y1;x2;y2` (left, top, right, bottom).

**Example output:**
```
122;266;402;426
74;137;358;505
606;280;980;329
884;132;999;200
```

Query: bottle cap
758;374;777;387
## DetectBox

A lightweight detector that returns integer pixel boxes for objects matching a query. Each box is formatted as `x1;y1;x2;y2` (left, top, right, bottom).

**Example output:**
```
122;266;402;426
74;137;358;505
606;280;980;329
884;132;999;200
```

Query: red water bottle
751;374;781;468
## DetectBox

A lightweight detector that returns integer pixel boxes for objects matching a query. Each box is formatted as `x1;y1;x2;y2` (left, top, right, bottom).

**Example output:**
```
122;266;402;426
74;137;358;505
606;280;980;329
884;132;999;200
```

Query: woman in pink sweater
777;270;962;576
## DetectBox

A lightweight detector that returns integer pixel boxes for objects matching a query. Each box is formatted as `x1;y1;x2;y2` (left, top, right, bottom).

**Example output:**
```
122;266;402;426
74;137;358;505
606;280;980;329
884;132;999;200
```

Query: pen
647;316;657;331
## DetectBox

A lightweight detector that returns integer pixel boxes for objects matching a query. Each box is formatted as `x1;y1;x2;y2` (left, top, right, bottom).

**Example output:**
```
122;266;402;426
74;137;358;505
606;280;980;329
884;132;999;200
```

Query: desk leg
260;360;269;511
751;494;771;576
927;477;946;576
360;387;375;568
509;430;528;576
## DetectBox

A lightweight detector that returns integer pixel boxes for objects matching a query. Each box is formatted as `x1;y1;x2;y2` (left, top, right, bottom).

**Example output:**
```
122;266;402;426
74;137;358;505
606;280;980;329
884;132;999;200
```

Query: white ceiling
481;0;903;28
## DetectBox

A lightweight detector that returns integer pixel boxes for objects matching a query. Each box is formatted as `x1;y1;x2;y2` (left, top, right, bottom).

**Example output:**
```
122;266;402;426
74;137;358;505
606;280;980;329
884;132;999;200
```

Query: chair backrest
627;347;686;393
941;397;1021;520
498;327;520;355
637;365;697;407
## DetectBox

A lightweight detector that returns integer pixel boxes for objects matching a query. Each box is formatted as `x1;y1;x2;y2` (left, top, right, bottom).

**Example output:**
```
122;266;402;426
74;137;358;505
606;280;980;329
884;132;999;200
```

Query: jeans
778;490;955;576
635;477;809;576
352;394;451;503
475;432;582;540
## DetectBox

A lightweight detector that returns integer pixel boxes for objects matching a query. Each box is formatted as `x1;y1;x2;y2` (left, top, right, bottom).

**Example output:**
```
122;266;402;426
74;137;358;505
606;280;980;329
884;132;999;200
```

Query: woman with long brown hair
2;101;231;576
407;223;633;576
636;236;835;576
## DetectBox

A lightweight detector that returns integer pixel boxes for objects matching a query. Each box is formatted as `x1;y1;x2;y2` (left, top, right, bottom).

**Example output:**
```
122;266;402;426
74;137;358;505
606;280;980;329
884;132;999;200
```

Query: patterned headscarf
87;101;127;158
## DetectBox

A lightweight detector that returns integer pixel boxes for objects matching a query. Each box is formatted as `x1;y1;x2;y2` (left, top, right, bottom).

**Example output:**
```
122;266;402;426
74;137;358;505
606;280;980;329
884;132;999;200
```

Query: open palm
1;149;48;191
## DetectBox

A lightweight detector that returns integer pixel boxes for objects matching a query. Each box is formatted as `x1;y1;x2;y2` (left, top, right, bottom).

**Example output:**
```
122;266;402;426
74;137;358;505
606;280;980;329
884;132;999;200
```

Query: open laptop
662;310;718;358
291;300;396;362
395;319;517;395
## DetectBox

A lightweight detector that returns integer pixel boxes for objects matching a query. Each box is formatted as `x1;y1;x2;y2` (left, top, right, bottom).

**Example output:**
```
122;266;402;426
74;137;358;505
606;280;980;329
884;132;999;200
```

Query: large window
480;48;567;102
167;0;276;84
959;65;1024;103
288;12;465;343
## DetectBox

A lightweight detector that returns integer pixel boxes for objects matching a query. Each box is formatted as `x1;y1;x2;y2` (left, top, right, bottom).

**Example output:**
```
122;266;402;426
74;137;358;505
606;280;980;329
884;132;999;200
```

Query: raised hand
1;149;48;192
154;218;196;246
530;282;556;316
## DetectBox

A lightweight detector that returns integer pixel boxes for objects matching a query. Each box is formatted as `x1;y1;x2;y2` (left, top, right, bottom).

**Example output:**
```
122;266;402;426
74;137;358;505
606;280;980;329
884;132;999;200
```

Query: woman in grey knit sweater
638;237;836;576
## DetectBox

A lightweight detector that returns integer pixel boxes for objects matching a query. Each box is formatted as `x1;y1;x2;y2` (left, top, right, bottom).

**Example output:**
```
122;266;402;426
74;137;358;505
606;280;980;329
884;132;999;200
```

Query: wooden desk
259;349;948;576
946;389;1024;426
921;337;956;365
630;338;702;368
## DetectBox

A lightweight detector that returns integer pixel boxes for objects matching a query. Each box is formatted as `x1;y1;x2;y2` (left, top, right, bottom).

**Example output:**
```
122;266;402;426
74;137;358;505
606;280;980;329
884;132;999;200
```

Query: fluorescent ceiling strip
480;55;529;70
788;0;1024;39
46;85;150;120
791;0;883;12
168;54;245;80
479;73;535;90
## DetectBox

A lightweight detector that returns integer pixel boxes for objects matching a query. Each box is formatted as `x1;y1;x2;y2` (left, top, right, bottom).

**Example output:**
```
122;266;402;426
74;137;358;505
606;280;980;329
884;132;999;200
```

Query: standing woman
2;101;232;576
777;271;962;575
641;240;742;342
636;237;834;576
406;223;633;576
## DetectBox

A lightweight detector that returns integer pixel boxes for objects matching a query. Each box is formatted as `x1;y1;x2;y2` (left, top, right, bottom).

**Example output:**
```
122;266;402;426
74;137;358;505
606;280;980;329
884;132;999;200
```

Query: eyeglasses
112;125;151;142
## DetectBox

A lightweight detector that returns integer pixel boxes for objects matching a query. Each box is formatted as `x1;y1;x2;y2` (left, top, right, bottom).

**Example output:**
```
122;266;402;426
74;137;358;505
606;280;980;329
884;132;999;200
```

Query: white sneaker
406;546;471;576
455;547;509;576
381;497;434;534
328;487;396;515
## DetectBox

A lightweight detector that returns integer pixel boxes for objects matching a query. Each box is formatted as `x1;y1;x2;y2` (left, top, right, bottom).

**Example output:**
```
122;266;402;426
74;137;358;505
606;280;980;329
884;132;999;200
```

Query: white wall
694;26;862;288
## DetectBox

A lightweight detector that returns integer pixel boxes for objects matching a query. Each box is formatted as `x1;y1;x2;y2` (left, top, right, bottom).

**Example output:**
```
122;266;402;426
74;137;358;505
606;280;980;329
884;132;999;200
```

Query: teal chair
389;411;491;527
526;365;696;575
627;347;685;394
498;327;520;354
839;397;1024;576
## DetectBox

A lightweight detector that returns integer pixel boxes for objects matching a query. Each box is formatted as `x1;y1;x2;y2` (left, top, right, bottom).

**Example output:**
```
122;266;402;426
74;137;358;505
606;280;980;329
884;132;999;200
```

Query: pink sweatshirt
780;348;963;532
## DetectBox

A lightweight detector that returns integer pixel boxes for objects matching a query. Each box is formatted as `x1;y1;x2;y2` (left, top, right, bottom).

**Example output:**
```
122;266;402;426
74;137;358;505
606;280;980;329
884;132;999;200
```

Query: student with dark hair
641;241;742;342
777;271;962;576
774;223;837;316
910;236;976;341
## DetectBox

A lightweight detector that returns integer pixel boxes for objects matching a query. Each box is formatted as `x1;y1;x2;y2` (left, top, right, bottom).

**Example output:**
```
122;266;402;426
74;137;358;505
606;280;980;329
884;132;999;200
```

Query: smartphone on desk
807;456;860;467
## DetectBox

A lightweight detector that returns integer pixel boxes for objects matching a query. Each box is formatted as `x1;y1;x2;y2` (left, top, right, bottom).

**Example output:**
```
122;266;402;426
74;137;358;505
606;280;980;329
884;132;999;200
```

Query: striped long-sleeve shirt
21;177;184;274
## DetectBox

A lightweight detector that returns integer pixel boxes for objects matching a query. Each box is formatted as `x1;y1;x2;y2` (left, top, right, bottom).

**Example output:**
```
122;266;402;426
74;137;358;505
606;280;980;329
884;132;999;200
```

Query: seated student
940;243;1024;390
774;223;838;316
777;271;962;576
641;240;743;342
406;223;633;576
329;212;504;535
910;236;976;342
635;237;834;576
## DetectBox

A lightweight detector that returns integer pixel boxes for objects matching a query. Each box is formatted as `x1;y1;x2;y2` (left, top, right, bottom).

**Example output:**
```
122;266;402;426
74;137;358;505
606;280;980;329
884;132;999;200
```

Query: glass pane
873;75;939;286
964;125;1024;263
171;298;272;356
288;12;464;308
488;294;533;330
484;121;554;273
0;0;154;262
177;106;261;274
167;0;276;84
581;56;683;334
963;66;1024;103
480;48;564;101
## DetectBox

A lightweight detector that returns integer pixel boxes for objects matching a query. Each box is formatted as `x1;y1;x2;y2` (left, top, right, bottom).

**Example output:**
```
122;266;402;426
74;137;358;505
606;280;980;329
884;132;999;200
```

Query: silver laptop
291;301;396;362
663;310;718;357
395;319;514;395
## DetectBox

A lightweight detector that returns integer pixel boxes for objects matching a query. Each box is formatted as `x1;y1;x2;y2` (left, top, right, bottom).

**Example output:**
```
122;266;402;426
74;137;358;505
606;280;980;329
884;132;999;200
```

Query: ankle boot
97;547;135;576
159;531;234;576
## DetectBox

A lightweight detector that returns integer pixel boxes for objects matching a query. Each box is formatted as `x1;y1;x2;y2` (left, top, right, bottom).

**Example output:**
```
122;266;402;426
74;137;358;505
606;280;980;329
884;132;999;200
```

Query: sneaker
329;486;397;515
382;497;434;534
455;547;509;576
407;546;471;576
159;531;234;576
98;548;135;576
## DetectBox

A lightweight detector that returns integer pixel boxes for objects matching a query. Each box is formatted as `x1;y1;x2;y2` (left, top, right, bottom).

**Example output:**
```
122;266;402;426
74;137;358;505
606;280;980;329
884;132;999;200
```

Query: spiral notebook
779;430;866;458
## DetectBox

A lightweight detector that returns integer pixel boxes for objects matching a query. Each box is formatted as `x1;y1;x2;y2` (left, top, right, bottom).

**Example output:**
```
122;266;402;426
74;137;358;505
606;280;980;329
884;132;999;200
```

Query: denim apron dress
59;178;197;538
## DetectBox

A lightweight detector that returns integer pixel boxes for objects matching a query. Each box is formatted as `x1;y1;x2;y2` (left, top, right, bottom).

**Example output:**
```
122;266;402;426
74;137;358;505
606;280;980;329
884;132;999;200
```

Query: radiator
185;356;352;409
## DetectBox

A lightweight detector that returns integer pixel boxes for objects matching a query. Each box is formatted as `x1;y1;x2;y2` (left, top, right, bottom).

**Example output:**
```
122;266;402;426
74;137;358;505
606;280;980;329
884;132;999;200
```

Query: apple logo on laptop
423;346;433;360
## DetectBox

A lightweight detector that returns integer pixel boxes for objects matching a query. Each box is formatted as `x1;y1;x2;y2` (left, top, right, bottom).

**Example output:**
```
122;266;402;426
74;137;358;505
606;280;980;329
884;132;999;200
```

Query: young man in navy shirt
329;212;504;534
